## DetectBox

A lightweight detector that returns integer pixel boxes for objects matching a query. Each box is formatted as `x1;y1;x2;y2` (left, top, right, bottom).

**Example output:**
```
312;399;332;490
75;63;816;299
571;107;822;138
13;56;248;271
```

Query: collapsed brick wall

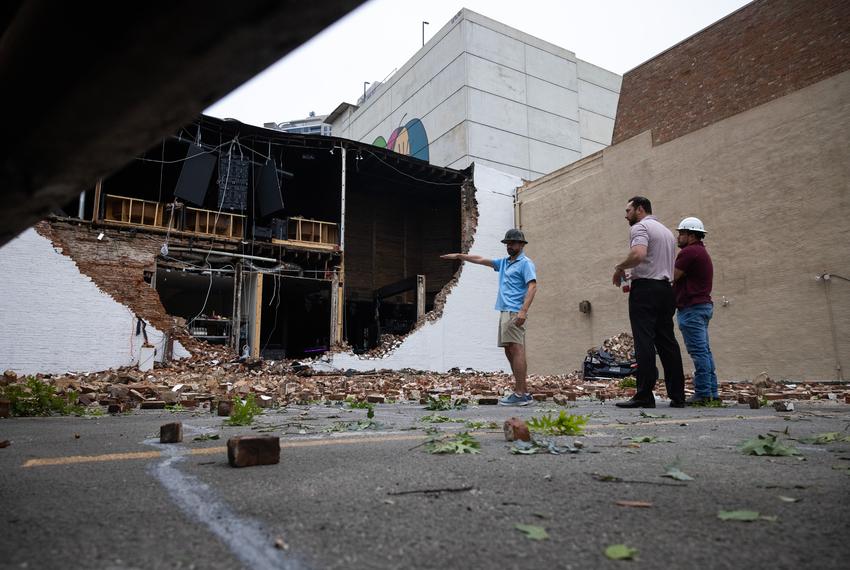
612;0;850;146
36;220;201;352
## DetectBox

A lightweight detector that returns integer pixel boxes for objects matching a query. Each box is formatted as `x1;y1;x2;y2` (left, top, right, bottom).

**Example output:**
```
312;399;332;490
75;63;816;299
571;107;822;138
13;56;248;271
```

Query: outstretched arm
440;253;495;268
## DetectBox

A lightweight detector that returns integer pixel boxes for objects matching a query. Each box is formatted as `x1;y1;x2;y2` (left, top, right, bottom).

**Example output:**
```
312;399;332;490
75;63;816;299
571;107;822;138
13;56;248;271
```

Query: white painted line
144;425;302;570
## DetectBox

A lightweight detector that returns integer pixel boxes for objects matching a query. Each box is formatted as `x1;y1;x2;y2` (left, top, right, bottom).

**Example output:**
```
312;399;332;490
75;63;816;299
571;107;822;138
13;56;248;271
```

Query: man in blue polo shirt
441;229;538;406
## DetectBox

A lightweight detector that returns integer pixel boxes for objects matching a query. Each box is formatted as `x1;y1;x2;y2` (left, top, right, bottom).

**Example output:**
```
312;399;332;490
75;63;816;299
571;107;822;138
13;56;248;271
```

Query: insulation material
0;228;189;375
327;163;520;372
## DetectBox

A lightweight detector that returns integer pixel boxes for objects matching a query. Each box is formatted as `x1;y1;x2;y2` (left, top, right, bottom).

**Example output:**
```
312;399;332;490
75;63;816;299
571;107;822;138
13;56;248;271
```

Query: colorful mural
372;118;429;162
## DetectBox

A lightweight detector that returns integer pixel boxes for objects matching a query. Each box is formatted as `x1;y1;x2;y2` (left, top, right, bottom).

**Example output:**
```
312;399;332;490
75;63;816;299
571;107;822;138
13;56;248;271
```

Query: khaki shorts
498;311;526;347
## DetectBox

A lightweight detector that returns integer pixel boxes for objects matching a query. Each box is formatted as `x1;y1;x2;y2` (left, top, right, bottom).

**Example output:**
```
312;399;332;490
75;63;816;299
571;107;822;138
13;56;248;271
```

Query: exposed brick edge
35;220;204;354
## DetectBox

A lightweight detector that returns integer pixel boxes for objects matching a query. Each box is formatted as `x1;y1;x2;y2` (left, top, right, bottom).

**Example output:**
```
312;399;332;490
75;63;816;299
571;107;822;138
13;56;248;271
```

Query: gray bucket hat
501;228;528;244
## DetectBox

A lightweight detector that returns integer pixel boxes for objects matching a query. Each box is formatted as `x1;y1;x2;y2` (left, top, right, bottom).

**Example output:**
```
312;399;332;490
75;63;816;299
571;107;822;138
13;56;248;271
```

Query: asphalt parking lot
1;399;849;569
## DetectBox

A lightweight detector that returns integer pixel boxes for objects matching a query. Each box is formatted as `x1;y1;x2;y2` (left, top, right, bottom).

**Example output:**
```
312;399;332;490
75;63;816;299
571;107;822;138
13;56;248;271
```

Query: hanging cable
262;274;282;354
187;261;215;329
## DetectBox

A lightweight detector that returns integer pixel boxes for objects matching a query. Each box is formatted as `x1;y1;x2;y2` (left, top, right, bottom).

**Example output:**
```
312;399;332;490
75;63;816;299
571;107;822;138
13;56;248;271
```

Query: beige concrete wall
517;70;850;381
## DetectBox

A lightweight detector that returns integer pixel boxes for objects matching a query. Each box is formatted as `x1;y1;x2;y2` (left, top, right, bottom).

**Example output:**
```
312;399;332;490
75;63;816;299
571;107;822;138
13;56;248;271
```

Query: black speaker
174;144;216;206
256;159;284;218
217;154;249;211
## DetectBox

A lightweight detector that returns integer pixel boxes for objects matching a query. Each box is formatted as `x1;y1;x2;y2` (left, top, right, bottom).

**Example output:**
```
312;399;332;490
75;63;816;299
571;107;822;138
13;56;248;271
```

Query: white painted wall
330;9;621;180
0;228;189;375
326;163;520;372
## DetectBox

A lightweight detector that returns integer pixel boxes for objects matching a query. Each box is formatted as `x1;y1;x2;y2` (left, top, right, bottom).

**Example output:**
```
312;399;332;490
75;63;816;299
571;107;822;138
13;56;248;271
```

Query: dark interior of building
69;115;468;358
260;275;331;359
156;268;236;344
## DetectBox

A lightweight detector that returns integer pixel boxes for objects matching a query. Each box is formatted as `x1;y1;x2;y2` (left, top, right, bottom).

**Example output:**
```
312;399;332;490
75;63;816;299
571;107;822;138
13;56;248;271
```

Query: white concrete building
0;228;190;375
264;111;331;136
327;8;622;180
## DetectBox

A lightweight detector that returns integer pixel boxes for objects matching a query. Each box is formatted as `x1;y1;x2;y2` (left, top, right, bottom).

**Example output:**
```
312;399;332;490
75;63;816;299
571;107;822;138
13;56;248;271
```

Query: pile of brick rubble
2;333;848;413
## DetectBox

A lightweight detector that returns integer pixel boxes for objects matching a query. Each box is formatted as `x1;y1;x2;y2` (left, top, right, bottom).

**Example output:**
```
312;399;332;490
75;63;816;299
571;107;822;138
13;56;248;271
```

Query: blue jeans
676;303;718;398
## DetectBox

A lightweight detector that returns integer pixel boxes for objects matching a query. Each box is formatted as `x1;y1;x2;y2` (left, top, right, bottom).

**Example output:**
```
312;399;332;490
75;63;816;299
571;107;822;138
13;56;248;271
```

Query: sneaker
498;393;533;406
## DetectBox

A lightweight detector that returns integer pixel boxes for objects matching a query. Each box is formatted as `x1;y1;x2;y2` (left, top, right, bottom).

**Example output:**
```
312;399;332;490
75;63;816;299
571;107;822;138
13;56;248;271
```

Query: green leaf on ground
420;414;464;423
527;411;589;435
0;376;86;417
515;524;549;540
639;411;669;419
662;465;694;481
424;396;465;411
426;432;481;455
618;377;637;388
225;394;263;426
604;544;638;560
799;432;850;445
510;439;582;455
717;510;777;522
465;420;499;430
717;510;760;521
740;434;800;456
193;433;220;441
323;419;381;432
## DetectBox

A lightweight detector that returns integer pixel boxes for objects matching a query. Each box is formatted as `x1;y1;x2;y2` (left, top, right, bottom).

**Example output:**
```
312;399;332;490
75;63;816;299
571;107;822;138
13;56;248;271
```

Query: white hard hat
677;216;706;234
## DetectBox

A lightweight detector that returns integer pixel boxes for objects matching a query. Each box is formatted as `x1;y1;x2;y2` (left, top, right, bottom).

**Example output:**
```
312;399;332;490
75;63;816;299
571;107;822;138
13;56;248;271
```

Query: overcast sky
205;0;751;127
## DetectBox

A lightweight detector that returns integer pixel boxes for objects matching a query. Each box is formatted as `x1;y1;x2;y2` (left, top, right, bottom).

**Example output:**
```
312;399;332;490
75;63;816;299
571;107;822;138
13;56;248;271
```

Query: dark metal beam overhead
0;0;365;247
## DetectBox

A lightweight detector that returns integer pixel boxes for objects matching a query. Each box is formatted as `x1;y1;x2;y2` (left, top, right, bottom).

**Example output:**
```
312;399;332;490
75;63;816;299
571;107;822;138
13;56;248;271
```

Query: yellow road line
20;416;780;468
22;433;428;468
22;450;163;468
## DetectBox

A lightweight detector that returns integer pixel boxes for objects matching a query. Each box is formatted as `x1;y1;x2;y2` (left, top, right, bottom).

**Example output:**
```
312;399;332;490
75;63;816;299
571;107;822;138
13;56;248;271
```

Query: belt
631;278;671;285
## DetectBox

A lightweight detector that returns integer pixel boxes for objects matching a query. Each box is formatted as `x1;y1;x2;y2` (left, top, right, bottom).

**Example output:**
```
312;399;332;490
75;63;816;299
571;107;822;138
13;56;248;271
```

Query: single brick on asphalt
227;436;280;467
217;400;232;416
504;417;531;442
140;400;166;410
160;422;183;443
478;397;498;405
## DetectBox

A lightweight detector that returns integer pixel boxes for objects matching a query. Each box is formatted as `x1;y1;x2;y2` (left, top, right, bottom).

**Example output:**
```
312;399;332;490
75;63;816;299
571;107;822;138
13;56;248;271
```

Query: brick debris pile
2;333;849;412
592;332;634;360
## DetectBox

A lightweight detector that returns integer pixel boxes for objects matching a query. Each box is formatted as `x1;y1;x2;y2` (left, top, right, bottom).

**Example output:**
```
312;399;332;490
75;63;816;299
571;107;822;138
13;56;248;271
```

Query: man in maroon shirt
673;217;718;404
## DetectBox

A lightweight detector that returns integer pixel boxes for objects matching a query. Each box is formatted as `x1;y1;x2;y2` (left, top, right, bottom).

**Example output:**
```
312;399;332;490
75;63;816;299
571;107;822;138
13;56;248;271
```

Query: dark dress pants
628;279;686;403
